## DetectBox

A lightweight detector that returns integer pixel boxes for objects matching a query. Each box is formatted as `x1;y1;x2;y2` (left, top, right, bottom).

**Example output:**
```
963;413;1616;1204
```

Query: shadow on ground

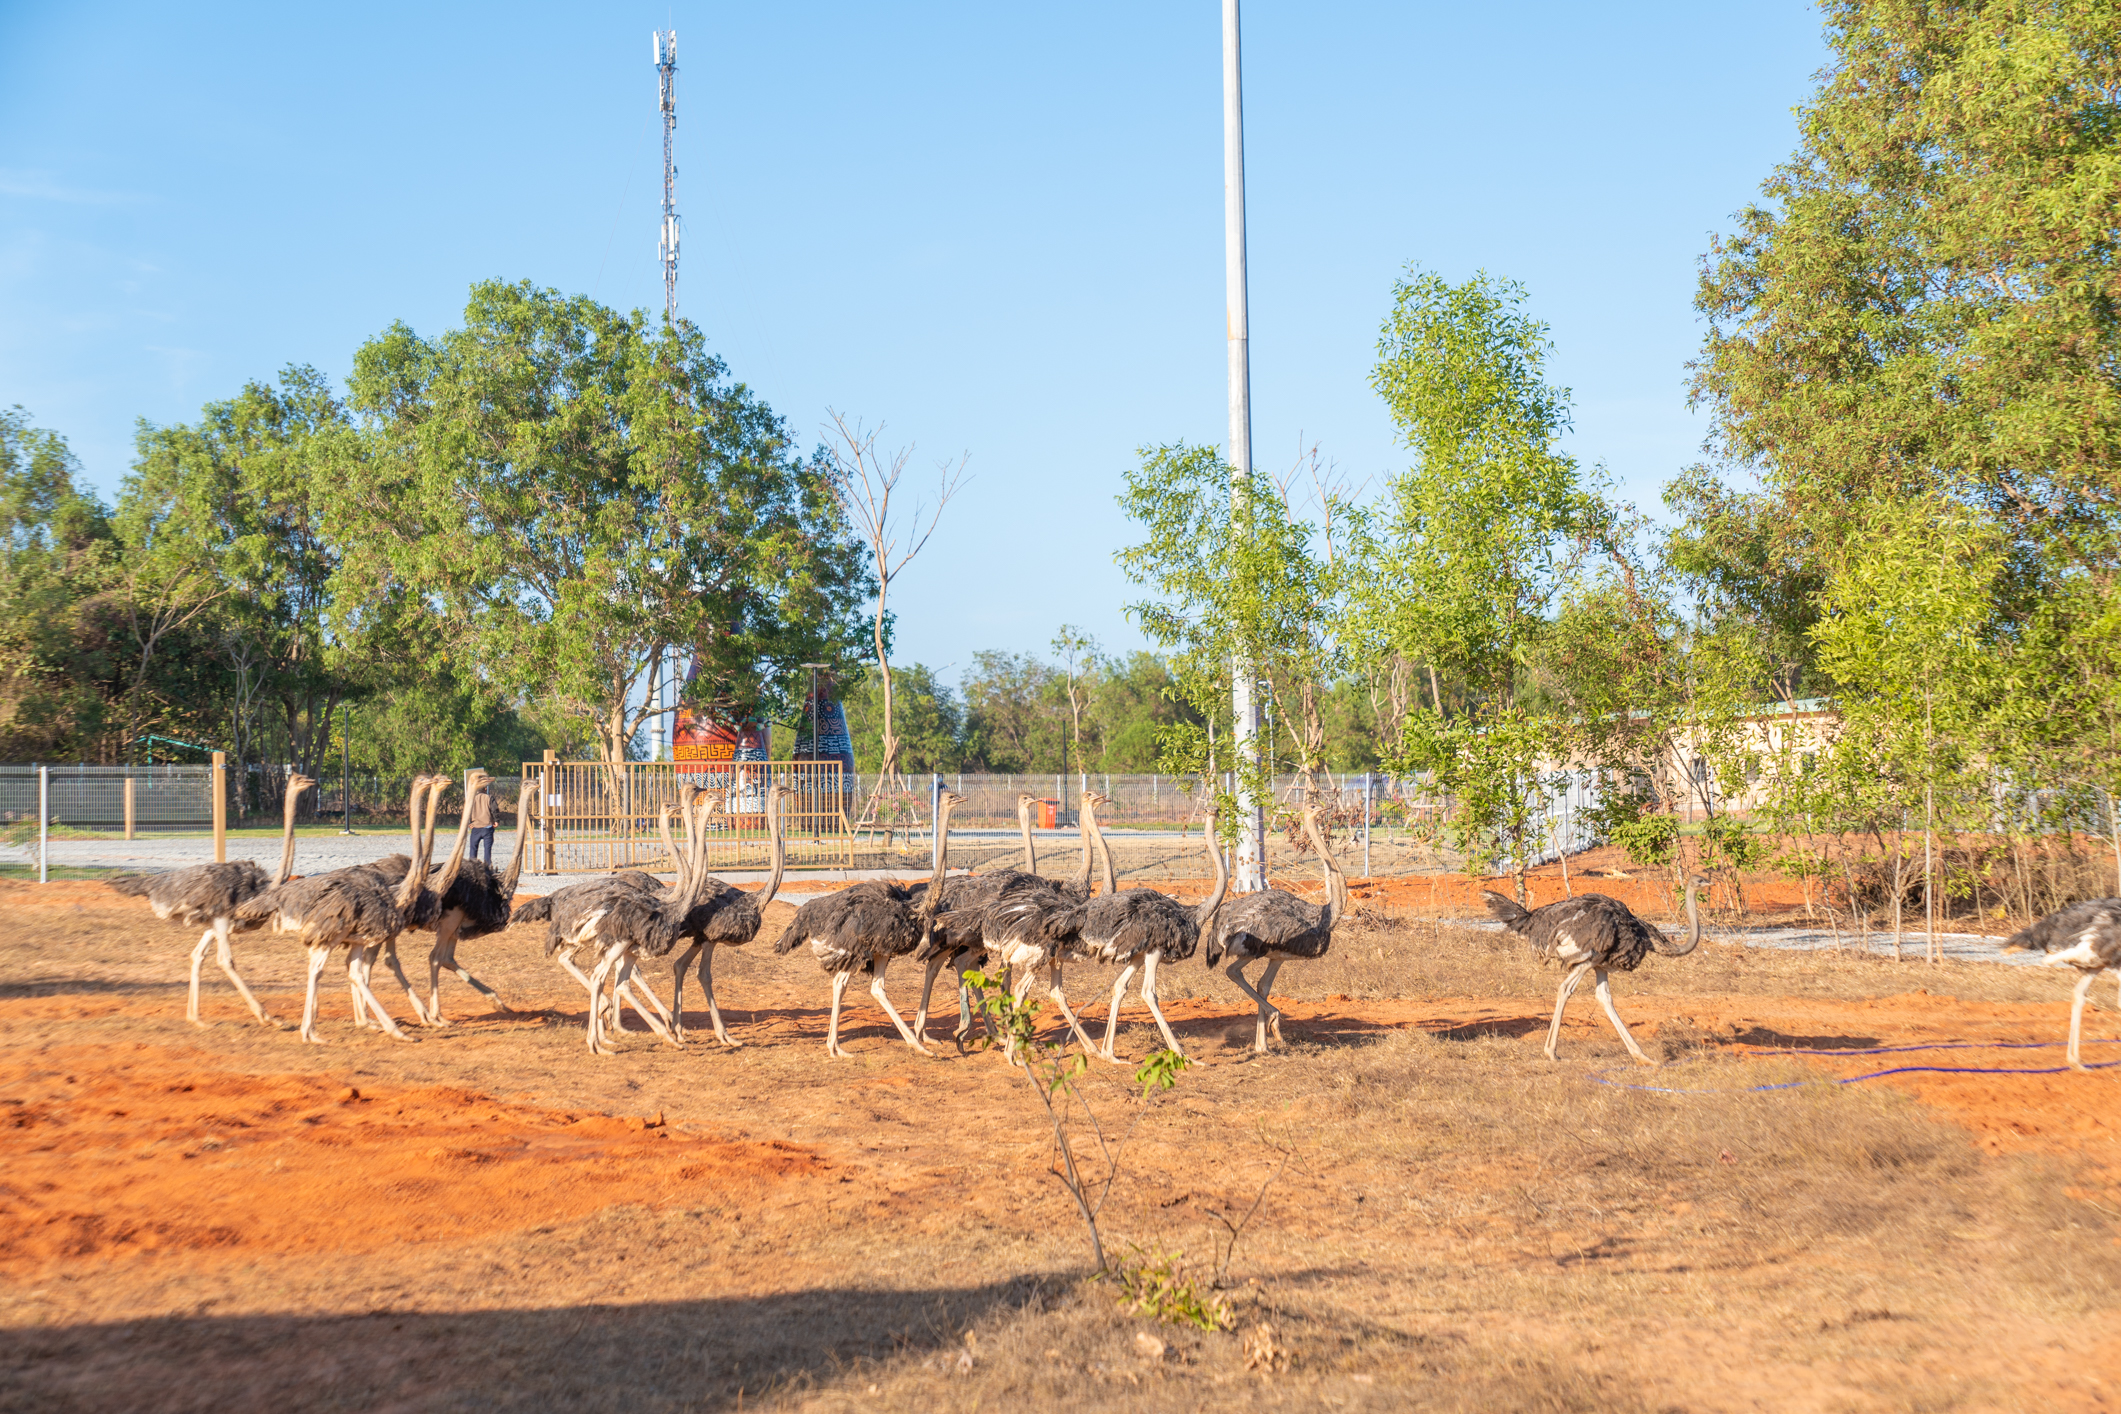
1;1278;1051;1414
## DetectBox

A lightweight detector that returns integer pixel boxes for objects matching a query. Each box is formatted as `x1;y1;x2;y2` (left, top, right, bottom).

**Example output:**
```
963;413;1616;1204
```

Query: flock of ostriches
103;775;2121;1070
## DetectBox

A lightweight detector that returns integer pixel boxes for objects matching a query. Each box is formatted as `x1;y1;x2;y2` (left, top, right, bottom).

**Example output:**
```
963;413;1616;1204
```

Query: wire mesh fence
875;772;1430;829
0;765;217;832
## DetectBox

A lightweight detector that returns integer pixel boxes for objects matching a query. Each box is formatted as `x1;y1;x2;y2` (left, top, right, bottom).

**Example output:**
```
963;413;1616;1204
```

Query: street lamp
340;711;356;835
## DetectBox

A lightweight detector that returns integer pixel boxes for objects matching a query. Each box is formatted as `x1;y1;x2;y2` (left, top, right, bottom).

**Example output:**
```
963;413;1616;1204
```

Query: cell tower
650;29;680;762
654;30;679;323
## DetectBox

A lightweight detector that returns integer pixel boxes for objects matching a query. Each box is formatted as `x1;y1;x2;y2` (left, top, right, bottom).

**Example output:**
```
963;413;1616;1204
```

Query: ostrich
523;800;699;1044
1205;806;1349;1055
420;777;538;1025
2005;898;2121;1070
1077;803;1229;1061
1483;875;1710;1067
575;792;718;1054
665;782;790;1046
774;790;963;1059
105;772;317;1027
232;776;445;1044
977;793;1119;1062
911;792;1089;1044
355;773;476;1029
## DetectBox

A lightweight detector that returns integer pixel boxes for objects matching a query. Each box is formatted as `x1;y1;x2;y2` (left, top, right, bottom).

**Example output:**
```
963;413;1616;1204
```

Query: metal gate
521;759;850;876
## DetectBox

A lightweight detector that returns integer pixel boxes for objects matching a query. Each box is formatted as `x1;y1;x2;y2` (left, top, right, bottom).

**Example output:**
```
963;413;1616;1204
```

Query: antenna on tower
654;29;679;324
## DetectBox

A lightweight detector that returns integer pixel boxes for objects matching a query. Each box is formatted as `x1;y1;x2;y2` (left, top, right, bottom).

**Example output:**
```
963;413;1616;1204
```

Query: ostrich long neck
497;790;532;901
756;788;787;910
392;779;431;912
1657;880;1707;957
1301;810;1347;929
270;782;304;887
668;797;715;920
920;794;957;922
1193;812;1230;926
1064;804;1096;895
678;786;704;891
1083;797;1116;896
1017;799;1037;873
655;806;685;894
430;782;473;897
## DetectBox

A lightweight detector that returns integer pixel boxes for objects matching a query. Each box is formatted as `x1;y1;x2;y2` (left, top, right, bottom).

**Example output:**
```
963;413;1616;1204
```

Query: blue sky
1;2;1828;683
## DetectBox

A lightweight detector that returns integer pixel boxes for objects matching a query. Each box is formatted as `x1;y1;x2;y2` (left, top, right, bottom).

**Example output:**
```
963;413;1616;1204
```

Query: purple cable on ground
1587;1037;2121;1095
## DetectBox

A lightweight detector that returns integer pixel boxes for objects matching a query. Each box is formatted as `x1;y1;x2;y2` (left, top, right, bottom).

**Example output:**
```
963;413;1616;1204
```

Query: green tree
0;409;123;760
1812;496;2002;954
334;279;872;769
1051;625;1100;785
128;367;356;789
961;649;1065;773
839;662;966;774
1694;1;2121;574
1354;267;1599;897
1117;444;1347;795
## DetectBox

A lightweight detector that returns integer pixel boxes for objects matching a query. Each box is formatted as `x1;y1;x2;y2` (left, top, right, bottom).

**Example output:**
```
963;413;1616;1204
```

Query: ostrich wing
1211;890;1331;962
108;861;271;927
2007;898;2121;965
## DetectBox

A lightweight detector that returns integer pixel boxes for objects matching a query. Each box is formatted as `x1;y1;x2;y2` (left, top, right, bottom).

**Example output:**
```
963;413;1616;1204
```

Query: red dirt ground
7;876;2121;1411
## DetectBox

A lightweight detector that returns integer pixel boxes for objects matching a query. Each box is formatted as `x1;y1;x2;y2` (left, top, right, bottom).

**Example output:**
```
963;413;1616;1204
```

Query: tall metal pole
1224;0;1266;893
342;719;354;835
654;31;680;324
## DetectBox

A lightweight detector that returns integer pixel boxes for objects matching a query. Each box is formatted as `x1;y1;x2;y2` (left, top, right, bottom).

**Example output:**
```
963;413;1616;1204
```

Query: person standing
465;772;497;868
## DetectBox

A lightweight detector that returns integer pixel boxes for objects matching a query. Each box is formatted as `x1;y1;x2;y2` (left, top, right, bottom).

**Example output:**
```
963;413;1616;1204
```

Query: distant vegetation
5;3;2119;926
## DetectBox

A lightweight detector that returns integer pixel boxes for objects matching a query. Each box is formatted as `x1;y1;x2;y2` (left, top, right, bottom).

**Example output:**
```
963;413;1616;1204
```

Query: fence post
1363;771;1372;880
540;749;557;875
38;765;49;884
212;751;227;863
931;772;942;872
124;777;135;841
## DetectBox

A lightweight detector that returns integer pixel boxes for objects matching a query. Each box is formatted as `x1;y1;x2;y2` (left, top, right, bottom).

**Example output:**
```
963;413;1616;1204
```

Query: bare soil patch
4;876;2121;1411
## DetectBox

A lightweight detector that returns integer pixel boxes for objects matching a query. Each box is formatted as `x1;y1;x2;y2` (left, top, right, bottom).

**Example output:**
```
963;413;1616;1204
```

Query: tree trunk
875;608;897;782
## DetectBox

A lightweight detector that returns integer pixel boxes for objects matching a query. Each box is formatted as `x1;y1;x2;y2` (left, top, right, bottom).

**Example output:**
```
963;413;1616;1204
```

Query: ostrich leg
373;939;434;1025
1591;968;1654;1066
692;943;738;1047
348;946;415;1041
1224;959;1274;1053
2070;970;2100;1070
913;952;952;1042
426;916;510;1026
826;970;856;1059
1257;959;1286;1043
867;959;932;1055
998;966;1041;1064
955;960;993;1042
209;918;273;1025
668;942;703;1042
609;955;680;1047
1545;963;1594;1060
186;928;216;1026
1042;965;1113;1062
299;946;335;1044
1099;963;1139;1060
1139;952;1185;1059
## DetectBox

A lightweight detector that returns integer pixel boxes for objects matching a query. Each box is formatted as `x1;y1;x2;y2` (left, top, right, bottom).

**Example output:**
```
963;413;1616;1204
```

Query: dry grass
4;890;2120;1411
